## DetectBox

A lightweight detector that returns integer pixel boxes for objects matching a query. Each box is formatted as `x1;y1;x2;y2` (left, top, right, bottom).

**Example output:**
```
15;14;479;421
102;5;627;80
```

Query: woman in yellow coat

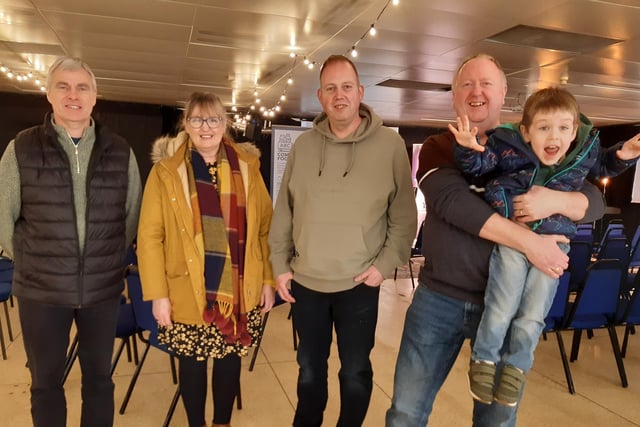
137;92;275;427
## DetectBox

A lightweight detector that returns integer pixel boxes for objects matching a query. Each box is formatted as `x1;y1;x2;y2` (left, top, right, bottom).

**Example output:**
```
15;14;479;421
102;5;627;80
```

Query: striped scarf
187;139;250;345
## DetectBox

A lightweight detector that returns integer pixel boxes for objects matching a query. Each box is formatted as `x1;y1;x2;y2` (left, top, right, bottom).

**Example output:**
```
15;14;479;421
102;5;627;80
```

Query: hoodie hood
311;103;383;176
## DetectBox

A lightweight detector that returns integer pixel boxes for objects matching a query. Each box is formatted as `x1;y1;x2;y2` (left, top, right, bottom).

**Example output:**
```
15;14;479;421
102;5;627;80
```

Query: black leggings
178;353;240;427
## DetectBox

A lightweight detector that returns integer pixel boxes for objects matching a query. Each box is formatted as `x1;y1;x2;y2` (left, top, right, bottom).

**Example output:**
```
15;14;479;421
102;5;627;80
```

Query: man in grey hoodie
269;54;417;427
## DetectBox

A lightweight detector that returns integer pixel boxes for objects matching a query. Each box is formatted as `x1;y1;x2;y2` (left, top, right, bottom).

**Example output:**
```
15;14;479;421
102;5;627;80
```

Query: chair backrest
568;240;592;291
619;269;640;324
116;300;139;338
124;243;138;268
573;225;594;246
567;259;624;329
629;225;640;269
601;223;625;242
544;271;571;331
125;267;155;331
596;237;630;267
124;266;168;350
0;256;13;300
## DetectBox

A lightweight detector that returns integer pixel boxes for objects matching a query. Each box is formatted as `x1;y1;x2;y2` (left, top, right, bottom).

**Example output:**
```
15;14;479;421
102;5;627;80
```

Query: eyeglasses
187;116;223;129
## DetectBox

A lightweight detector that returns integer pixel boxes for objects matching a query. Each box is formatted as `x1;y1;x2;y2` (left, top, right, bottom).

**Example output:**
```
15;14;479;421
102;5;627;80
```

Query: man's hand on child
616;132;640;161
448;115;484;152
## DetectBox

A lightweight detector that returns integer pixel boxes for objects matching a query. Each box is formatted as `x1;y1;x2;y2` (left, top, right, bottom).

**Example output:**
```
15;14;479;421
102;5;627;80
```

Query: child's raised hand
448;115;484;152
617;133;640;161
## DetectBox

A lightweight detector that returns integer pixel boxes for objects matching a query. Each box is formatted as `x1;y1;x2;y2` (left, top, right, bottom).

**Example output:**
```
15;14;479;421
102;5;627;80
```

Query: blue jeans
291;280;380;427
473;243;569;371
386;285;519;427
18;296;121;427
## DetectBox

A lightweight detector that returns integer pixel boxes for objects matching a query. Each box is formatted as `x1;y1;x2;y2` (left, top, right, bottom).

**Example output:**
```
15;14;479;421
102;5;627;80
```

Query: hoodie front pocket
292;222;370;280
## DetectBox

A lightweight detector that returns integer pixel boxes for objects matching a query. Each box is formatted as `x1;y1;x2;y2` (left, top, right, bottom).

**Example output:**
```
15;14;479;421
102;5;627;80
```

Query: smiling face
46;67;97;133
317;58;364;138
520;109;577;166
452;56;507;137
184;103;226;162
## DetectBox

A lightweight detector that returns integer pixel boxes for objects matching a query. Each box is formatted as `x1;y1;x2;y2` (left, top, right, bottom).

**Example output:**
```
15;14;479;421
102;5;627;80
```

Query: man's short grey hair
46;57;97;92
452;53;507;90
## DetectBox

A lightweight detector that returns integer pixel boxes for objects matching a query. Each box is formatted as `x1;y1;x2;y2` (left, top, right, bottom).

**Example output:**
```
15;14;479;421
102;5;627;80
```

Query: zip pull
74;144;80;174
65;130;81;174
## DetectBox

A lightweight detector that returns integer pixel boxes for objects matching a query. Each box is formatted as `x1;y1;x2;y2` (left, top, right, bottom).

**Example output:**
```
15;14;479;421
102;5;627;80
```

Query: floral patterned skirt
158;307;263;361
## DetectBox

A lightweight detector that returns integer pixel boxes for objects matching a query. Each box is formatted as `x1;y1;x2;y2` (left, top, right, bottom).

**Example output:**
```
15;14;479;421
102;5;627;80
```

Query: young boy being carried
450;86;640;406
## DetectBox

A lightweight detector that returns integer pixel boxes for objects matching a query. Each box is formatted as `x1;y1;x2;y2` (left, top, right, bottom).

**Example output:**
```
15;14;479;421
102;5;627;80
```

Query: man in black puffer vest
0;57;141;427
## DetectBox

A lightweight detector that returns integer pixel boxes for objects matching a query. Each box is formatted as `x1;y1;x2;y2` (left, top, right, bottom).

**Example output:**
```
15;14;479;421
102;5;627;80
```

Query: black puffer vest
12;114;130;307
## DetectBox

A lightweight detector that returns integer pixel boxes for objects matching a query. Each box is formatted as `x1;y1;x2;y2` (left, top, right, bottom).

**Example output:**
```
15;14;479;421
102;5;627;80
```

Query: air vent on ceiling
485;25;621;53
377;79;451;92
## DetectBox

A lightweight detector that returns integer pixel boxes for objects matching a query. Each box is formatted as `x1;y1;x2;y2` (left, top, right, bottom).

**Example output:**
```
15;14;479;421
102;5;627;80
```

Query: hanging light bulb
289;52;295;58
350;47;358;58
303;57;310;65
287;76;293;85
0;65;7;73
307;62;314;70
369;25;377;36
392;0;399;5
280;94;286;101
255;98;261;104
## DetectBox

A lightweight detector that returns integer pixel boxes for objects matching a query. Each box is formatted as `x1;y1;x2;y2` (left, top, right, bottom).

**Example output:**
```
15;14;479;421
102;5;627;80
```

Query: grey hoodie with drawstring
269;103;417;293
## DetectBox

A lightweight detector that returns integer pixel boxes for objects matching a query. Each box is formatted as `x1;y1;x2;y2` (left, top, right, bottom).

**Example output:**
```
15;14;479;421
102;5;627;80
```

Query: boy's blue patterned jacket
455;114;636;237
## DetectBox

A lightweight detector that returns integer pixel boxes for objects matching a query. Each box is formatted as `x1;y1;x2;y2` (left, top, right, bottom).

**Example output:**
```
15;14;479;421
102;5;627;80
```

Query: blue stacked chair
0;256;14;360
563;259;627;389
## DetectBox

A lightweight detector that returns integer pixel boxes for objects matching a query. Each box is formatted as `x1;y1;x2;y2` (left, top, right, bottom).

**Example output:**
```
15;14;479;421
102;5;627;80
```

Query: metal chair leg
0;317;6;360
2;301;12;341
163;385;181;427
119;342;151;414
607;325;628;387
249;312;270;372
62;334;79;385
555;330;575;394
570;329;582;362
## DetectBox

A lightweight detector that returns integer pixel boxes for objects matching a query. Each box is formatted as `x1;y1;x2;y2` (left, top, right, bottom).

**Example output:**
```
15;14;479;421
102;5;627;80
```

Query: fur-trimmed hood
150;131;262;164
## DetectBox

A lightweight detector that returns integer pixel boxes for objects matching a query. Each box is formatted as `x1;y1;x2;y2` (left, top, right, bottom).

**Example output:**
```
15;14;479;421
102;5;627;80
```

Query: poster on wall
632;165;640;203
271;125;308;206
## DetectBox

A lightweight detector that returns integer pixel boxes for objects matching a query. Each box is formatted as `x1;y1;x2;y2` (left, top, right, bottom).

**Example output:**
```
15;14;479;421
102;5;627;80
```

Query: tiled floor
2;278;640;426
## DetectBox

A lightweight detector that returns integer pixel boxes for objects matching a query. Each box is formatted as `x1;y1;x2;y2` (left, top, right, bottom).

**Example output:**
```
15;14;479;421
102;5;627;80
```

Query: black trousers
291;281;380;427
18;296;120;427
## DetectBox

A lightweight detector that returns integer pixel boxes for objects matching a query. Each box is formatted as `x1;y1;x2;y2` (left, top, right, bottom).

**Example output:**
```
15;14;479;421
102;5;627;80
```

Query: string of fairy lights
0;64;46;92
231;0;400;128
2;0;400;125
